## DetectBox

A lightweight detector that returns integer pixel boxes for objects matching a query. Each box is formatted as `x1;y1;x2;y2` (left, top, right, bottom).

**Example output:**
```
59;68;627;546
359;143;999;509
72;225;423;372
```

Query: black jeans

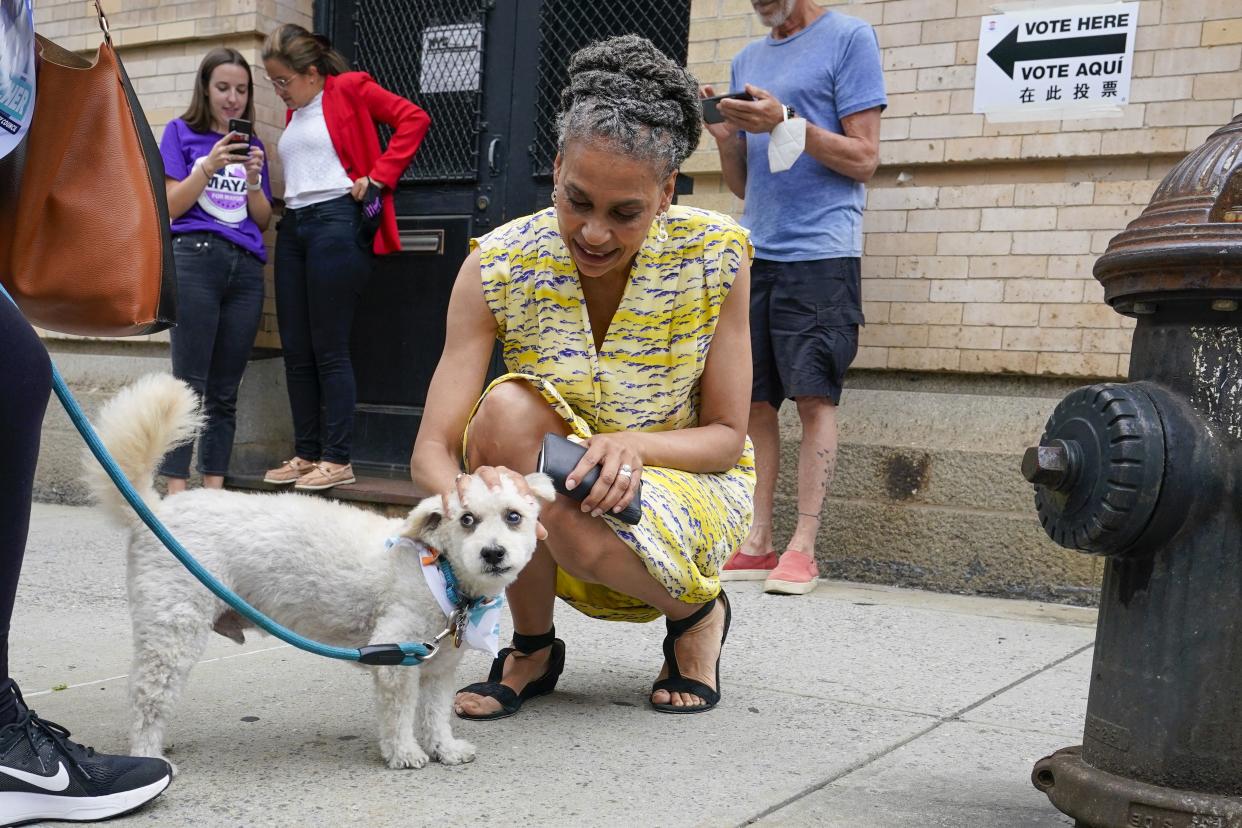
0;296;52;682
274;196;372;464
159;233;264;479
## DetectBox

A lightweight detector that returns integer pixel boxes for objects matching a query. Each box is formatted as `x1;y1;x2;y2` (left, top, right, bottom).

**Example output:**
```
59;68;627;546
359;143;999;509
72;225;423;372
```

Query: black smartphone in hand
536;433;643;525
225;119;253;164
227;118;252;144
701;91;755;124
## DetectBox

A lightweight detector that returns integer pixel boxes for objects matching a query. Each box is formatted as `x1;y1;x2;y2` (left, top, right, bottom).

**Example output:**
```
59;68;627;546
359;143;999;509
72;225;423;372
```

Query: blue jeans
274;196;372;464
159;233;264;478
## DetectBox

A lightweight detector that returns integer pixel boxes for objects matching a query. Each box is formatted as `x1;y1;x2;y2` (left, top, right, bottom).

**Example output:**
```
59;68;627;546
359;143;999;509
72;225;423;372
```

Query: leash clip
422;624;455;661
357;627;452;666
451;607;469;649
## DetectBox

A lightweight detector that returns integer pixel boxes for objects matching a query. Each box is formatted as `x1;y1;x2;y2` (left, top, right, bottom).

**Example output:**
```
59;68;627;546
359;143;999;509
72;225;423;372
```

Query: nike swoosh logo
0;761;70;791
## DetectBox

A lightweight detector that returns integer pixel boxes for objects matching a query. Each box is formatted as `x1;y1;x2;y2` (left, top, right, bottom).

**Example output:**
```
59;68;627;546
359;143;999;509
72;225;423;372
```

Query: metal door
317;0;691;476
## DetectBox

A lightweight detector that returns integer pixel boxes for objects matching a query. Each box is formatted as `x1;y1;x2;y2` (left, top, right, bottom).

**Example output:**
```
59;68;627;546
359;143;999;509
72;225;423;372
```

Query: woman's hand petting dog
565;433;643;519
449;466;549;541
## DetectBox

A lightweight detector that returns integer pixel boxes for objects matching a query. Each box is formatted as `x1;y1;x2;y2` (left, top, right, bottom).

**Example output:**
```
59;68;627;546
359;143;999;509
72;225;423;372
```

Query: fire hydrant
1025;115;1242;826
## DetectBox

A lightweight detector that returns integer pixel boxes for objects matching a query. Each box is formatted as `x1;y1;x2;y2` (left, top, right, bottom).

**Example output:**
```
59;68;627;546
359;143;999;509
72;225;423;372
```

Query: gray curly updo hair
558;35;701;179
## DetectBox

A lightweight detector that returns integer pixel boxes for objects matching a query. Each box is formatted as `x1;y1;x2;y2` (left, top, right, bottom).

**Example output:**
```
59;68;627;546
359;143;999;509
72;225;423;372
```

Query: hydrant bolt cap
1022;444;1069;487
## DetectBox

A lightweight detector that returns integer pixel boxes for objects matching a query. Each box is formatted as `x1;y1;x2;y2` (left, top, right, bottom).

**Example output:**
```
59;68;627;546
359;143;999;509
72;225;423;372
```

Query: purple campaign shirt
159;118;273;262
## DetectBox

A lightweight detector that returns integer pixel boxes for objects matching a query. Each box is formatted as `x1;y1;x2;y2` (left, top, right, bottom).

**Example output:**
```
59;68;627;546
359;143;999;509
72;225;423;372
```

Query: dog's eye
459;513;476;528
505;510;522;525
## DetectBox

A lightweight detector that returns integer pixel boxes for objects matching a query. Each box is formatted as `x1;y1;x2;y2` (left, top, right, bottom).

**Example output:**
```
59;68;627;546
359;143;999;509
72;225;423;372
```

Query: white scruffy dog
82;374;553;770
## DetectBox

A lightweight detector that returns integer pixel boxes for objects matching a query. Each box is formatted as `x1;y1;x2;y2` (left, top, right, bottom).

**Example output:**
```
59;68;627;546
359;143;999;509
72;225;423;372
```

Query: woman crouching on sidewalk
412;35;755;717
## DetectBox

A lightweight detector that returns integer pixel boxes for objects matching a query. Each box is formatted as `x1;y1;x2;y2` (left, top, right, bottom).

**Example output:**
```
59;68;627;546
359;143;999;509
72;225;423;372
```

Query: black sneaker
0;709;171;826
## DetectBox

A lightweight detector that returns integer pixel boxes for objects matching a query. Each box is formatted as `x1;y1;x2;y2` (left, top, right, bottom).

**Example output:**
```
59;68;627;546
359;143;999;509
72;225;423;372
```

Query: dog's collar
385;536;505;656
415;543;489;610
436;556;485;612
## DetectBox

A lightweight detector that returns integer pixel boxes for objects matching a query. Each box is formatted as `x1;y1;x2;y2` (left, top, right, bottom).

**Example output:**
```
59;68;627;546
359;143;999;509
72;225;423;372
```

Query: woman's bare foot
453;643;554;717
650;596;727;708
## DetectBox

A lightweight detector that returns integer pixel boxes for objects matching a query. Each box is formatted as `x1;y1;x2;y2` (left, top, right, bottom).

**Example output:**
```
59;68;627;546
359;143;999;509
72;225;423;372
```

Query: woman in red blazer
260;24;430;491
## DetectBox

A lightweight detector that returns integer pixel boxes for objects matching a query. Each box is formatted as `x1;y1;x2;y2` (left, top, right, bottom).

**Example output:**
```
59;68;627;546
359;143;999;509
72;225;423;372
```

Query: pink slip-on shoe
763;550;819;595
720;549;779;581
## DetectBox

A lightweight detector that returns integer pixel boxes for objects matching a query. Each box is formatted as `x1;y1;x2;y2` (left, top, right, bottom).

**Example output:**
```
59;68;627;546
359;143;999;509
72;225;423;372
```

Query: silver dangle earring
551;188;558;206
655;210;669;245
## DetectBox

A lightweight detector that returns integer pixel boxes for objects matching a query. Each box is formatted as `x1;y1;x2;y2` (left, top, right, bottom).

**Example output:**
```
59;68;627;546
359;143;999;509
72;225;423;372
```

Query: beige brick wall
30;1;1241;376
31;0;312;348
685;0;1242;379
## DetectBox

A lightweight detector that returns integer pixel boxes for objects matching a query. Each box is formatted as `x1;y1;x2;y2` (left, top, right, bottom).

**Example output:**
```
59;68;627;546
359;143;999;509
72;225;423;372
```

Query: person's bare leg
165;478;188;495
541;499;696;618
738;401;780;556
453;381;564;718
537;497;725;709
452;543;559;718
202;474;224;489
787;396;838;554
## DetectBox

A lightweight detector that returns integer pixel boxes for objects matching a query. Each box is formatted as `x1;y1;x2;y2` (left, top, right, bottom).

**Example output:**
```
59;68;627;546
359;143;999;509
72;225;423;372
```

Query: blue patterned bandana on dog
385;536;504;657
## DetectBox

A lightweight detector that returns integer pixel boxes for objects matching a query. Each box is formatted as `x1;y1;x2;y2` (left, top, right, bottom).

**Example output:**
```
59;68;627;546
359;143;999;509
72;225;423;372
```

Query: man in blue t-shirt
708;0;886;596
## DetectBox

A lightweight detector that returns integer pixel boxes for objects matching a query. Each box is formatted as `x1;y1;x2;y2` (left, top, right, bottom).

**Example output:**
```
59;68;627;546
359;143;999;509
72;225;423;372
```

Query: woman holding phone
158;47;273;494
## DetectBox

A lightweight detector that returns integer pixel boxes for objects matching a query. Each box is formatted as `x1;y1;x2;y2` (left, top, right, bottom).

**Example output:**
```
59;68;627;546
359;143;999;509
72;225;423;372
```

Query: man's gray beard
754;0;797;28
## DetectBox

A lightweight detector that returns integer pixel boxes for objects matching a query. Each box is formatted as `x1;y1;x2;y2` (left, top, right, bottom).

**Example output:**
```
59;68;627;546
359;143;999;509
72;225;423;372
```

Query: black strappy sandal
650;592;731;714
455;627;565;721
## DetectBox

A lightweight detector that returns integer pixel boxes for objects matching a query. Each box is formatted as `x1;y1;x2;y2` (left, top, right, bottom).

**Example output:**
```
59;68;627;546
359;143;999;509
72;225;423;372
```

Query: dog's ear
401;495;444;540
525;472;556;503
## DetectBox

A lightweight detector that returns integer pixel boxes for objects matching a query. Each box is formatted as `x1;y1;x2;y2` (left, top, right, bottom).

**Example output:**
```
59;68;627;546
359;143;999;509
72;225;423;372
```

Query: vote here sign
973;3;1138;121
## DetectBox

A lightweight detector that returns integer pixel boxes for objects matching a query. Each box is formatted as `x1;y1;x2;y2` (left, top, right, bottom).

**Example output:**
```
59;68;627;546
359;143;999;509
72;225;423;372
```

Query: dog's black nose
480;546;506;565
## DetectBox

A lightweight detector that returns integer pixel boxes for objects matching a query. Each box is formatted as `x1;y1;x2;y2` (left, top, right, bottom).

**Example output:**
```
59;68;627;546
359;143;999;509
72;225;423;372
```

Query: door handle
487;137;501;176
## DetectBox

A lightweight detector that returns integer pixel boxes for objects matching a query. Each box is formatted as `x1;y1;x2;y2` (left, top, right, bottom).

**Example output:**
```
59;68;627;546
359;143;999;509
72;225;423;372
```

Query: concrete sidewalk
15;504;1092;827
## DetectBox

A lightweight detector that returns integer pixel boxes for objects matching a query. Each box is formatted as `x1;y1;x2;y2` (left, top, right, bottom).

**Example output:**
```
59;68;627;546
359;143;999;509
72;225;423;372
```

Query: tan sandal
293;463;356;491
263;457;318;485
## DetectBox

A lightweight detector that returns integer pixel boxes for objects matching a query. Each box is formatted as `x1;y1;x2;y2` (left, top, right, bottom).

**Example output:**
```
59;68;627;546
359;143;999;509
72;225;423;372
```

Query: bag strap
92;0;112;47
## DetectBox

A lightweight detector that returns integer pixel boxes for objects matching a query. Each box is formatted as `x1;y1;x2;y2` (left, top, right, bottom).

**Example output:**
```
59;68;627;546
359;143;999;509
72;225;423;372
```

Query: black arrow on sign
987;27;1127;79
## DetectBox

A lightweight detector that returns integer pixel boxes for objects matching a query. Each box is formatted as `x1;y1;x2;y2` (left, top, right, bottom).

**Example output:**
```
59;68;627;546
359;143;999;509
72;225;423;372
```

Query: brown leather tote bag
0;2;175;336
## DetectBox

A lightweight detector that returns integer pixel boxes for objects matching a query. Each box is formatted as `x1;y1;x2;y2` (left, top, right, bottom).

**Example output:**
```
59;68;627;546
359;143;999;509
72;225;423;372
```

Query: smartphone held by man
701;91;754;124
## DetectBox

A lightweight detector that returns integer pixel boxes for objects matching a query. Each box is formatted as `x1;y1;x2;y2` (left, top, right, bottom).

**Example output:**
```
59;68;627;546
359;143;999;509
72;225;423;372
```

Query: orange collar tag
418;545;441;567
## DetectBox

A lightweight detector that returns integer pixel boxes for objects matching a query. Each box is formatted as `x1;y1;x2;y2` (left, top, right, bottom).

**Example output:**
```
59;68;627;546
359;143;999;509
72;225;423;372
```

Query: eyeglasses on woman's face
265;74;295;90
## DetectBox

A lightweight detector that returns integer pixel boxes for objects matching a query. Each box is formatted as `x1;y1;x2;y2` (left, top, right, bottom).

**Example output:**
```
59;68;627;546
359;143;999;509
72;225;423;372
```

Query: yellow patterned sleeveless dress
466;205;756;623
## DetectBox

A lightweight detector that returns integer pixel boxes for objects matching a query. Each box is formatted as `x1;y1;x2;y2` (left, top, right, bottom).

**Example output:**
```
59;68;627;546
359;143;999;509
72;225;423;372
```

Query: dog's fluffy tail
82;374;203;525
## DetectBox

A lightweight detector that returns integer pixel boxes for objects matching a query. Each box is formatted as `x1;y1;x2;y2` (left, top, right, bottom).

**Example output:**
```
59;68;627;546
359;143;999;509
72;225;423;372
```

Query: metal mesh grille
353;0;487;183
531;0;692;177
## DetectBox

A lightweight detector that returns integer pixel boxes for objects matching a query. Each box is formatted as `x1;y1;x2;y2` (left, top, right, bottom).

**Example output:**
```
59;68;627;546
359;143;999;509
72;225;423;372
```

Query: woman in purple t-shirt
157;48;274;494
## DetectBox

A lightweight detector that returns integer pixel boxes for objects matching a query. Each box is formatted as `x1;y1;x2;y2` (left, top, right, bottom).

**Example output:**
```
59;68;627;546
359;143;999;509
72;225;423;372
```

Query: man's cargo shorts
750;257;863;406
